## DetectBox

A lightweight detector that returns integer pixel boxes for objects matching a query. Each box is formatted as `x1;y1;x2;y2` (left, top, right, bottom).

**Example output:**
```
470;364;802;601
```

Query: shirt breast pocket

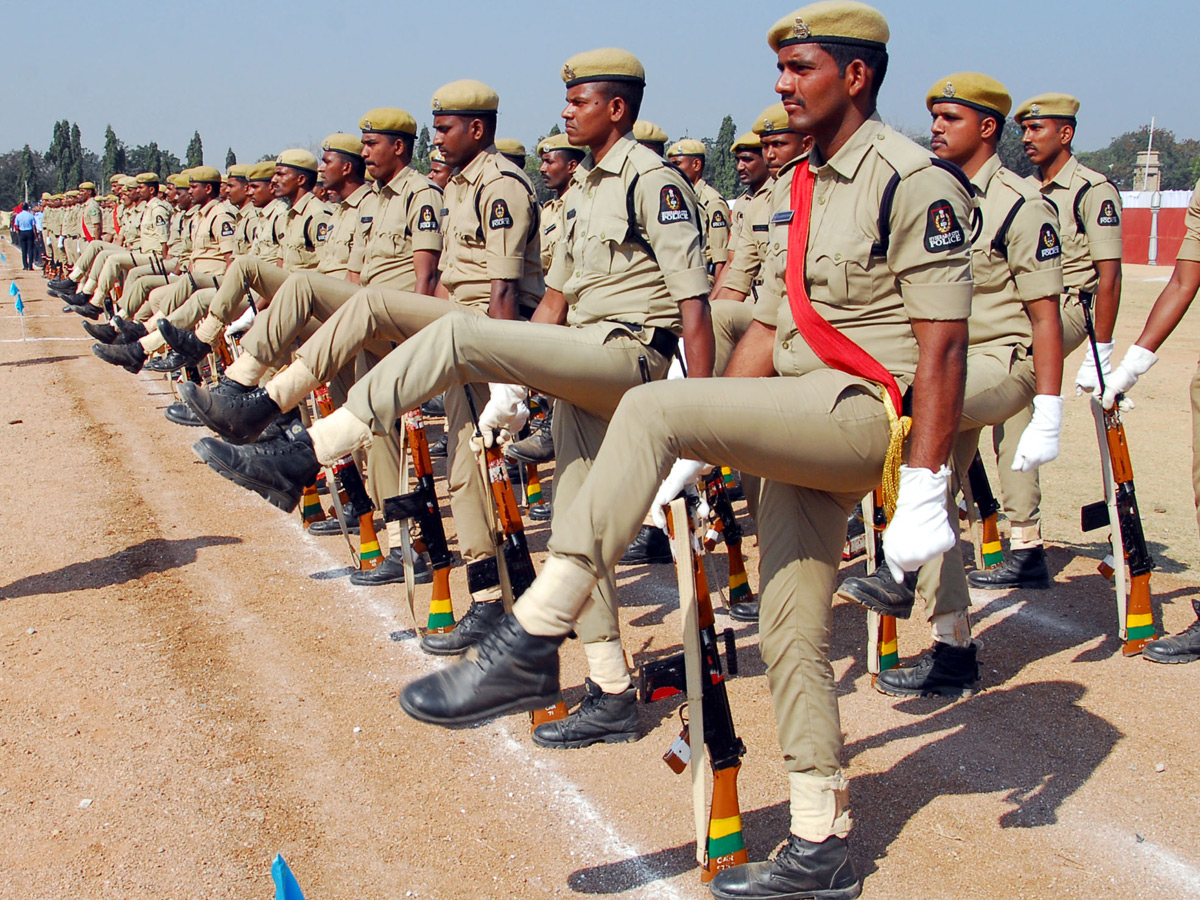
813;237;875;308
582;214;630;274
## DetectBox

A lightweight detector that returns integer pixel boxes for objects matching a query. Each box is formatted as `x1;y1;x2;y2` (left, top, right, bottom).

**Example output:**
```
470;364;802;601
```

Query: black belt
615;320;678;360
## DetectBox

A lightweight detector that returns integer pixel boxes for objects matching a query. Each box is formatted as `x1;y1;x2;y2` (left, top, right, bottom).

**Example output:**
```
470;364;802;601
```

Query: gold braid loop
879;387;911;522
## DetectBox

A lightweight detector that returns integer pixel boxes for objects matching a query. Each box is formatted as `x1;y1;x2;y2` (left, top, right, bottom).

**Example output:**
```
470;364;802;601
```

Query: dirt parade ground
1;242;1199;899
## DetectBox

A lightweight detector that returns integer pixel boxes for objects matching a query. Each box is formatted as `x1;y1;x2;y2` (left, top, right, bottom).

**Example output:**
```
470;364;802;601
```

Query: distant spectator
13;203;38;269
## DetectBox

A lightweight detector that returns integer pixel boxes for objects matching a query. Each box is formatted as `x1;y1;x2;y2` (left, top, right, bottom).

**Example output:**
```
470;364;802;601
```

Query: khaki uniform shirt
1175;178;1200;263
539;194;567;273
318;183;372;278
43;207;57;242
968;154;1064;350
695;177;731;267
440;145;542;311
723;179;774;296
137;196;173;254
232;202;262;256
119;202;140;246
755;115;974;389
252;199;288;264
279;192;332;272
82;198;104;241
189;198;238;275
547;133;709;336
358;167;445;289
166;206;194;262
62;204;81;239
1034;155;1122;295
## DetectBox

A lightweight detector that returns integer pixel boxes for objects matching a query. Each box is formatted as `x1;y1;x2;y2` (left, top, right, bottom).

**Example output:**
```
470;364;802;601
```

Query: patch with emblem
155;215;167;226
316;222;330;242
711;210;728;229
923;200;965;252
1036;223;1061;261
417;205;438;231
1097;199;1120;227
488;199;513;229
220;221;235;237
658;185;691;224
770;210;794;225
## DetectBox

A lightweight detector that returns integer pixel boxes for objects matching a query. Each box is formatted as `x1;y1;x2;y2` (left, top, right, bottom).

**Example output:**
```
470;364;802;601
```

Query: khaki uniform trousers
343;312;674;639
120;269;171;319
65;236;81;266
207;258;289;328
163;287;221;331
95;251;162;301
539;372;890;776
711;298;761;520
238;273;403;511
992;297;1088;537
140;274;222;322
914;346;1037;618
70;240;121;282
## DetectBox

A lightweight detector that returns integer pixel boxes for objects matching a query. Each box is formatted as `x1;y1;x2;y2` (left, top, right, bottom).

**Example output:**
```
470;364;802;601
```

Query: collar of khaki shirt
290;191;320;218
810;112;885;180
453;145;498;188
970;153;1004;195
380;166;415;197
586;132;636;179
1043;153;1079;190
341;182;372;209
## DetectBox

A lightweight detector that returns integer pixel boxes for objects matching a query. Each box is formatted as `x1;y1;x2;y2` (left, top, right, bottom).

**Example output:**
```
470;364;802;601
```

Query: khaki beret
188;166;222;184
167;174;188;188
65;190;80;197
322;132;365;159
633;120;668;143
1014;92;1080;123
768;1;889;52
730;132;763;153
78;181;95;191
667;139;706;158
247;161;276;181
227;163;252;180
108;174;123;184
358;108;417;137
41;191;51;199
431;79;499;116
496;138;526;158
752;102;792;136
537;133;580;155
927;72;1011;120
276;149;319;173
561;48;645;88
135;172;160;184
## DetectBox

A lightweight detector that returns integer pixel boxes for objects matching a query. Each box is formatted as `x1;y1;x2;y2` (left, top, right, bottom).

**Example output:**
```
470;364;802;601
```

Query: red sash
784;163;903;416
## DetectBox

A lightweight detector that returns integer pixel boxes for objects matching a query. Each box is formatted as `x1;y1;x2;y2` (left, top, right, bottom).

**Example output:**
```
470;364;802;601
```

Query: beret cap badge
943;82;955;98
792;18;811;38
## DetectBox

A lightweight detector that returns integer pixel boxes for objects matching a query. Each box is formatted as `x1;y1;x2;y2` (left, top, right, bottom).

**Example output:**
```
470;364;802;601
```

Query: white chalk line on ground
140;377;696;899
0;336;92;342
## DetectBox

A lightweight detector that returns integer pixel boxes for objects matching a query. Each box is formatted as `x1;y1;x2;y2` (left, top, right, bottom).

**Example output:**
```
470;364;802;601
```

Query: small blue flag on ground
7;282;15;295
1;253;6;262
272;854;305;900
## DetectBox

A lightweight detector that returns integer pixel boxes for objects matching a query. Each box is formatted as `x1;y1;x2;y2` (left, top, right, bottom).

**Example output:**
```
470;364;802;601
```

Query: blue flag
272;854;305;900
7;282;15;295
14;291;24;316
1;253;6;262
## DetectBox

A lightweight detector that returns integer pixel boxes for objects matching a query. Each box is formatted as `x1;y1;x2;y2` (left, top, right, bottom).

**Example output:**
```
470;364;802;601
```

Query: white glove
650;458;709;532
1074;341;1113;396
882;465;955;583
476;383;529;448
226;304;256;338
1011;394;1063;472
1099;344;1158;410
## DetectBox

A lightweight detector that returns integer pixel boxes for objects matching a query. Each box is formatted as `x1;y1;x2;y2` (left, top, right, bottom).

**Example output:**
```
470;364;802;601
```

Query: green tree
996;124;1034;178
46;119;74;191
18;145;38;202
702;115;739;198
101;125;127;184
186;131;204;167
1078;126;1200;190
225;147;237;169
413;126;431;174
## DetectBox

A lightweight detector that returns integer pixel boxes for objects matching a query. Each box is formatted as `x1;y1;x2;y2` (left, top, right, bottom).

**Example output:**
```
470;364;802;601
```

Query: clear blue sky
3;0;1194;163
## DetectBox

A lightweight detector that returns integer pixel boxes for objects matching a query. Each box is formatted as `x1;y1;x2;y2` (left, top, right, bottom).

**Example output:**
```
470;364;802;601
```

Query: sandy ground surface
1;245;1199;900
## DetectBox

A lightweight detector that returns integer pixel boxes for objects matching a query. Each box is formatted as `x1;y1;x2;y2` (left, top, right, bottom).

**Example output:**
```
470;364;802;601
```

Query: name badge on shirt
770;210;794;225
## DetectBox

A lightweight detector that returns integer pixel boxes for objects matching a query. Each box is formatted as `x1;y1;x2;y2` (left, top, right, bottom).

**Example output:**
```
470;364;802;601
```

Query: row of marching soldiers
50;2;1200;894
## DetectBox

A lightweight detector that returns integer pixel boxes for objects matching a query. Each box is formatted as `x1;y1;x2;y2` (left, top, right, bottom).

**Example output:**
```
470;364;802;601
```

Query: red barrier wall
1122;208;1188;265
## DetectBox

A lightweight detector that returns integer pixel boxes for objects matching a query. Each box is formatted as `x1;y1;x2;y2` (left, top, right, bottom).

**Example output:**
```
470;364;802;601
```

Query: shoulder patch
316;221;330;242
220;221;235;237
1037;223;1061;261
1097;199;1120;227
658;185;692;224
488;198;513;229
417;205;438;231
923;200;965;252
711;209;728;229
770;210;794;225
154;215;167;226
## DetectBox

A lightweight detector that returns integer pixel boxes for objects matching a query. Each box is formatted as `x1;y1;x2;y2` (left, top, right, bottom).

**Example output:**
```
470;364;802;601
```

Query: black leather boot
158;318;212;365
349;550;433;586
1143;600;1200;664
532;678;640;749
421;394;445;417
193;419;320;512
709;834;861;900
400;613;566;726
420;599;505;656
113;317;148;343
620;525;673;565
874;641;980;699
428;435;447;458
729;599;760;623
180;379;280;444
307;517;359;536
145;350;189;373
505;409;555;463
69;300;104;319
92;340;145;373
835;566;917;618
82;320;120;343
164;401;203;427
966;546;1050;590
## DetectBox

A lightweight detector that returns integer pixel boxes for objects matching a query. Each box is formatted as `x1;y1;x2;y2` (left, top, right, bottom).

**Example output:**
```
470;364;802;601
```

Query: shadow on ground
0;535;242;598
0;354;82;368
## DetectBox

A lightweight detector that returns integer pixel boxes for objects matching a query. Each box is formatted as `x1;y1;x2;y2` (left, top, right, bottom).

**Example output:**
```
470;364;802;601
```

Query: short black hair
346;154;367;180
819;42;888;105
550;147;586;164
595;80;644;121
300;169;318;190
